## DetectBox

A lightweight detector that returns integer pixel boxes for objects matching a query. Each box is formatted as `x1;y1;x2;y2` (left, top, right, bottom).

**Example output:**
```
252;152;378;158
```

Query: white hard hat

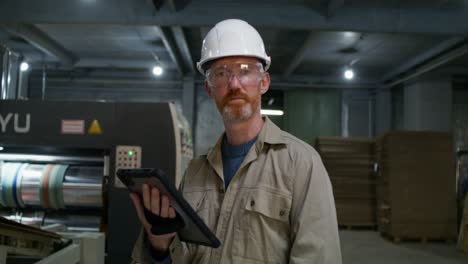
197;19;271;75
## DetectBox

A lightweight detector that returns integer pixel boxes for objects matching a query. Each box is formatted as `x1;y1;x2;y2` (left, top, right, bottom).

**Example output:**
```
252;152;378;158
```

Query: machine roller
0;162;103;209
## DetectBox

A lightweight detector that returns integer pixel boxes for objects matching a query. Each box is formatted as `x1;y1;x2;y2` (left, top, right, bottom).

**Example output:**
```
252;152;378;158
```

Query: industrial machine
0;100;193;263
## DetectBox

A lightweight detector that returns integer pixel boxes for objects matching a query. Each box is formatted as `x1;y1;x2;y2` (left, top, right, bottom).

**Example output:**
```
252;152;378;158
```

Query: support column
375;88;392;136
1;48;20;99
17;69;29;99
182;76;195;130
403;75;452;131
341;90;372;138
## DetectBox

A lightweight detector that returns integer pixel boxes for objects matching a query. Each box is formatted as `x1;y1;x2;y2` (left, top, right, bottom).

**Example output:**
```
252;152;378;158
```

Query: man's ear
260;72;271;95
204;80;213;97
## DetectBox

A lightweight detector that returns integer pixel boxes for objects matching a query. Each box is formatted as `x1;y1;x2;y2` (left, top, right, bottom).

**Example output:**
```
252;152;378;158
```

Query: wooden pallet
382;233;454;244
339;224;377;231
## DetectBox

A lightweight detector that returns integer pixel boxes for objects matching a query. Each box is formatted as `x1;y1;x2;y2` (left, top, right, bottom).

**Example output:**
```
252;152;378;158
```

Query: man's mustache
223;91;249;104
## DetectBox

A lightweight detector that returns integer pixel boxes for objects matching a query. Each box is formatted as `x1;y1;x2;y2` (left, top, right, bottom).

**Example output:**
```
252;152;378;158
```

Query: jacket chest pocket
183;191;207;212
233;189;291;263
183;191;222;228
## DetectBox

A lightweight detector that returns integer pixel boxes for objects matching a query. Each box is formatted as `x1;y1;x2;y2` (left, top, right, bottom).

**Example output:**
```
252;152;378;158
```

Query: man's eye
214;71;227;77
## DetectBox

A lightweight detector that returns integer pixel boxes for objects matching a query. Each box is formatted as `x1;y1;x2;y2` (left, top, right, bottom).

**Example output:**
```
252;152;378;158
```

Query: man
130;19;342;264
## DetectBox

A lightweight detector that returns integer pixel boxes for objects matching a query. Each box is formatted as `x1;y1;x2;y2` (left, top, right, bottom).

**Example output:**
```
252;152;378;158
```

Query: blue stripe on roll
11;163;22;208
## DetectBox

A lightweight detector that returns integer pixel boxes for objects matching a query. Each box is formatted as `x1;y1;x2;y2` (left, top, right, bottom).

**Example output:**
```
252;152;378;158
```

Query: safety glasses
206;62;264;87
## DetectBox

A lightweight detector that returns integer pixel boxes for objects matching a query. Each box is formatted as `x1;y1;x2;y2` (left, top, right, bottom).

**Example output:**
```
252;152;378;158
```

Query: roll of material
62;182;102;208
39;164;69;209
21;164;47;206
54;165;68;209
0;163;12;206
15;163;28;208
61;166;103;207
1;163;25;208
1;163;103;209
39;164;54;208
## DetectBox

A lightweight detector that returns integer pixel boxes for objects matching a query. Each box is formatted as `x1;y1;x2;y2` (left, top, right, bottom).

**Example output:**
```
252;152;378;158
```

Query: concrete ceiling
1;0;468;88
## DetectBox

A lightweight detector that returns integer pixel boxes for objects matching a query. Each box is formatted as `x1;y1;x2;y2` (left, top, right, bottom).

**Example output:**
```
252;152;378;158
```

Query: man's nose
228;74;242;90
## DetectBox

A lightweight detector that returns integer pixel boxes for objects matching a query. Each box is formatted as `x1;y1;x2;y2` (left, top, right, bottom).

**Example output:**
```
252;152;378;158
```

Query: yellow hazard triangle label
88;119;102;135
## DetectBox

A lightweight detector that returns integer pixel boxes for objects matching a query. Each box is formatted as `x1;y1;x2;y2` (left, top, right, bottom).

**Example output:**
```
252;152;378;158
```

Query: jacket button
250;200;255;207
279;210;285;216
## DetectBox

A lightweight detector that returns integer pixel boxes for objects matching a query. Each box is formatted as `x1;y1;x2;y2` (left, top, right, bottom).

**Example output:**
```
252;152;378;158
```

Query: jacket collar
206;117;286;171
259;116;287;145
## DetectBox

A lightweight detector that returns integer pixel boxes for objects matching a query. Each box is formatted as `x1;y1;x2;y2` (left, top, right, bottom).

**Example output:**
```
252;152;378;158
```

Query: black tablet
116;168;221;248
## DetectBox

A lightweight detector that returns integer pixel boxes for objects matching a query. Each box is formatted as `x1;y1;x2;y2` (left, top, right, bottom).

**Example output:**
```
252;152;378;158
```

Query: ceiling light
261;109;284;116
152;65;163;76
20;62;29;72
344;69;354;80
343;32;357;38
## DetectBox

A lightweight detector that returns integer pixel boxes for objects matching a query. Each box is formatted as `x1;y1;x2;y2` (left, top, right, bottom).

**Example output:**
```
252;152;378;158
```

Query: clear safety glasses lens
207;62;264;87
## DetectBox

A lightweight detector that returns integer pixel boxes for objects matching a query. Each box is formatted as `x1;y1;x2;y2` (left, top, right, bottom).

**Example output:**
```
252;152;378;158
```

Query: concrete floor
340;230;468;264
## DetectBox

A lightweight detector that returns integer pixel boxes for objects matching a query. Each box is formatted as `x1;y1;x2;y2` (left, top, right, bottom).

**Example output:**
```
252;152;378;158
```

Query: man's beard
217;89;260;124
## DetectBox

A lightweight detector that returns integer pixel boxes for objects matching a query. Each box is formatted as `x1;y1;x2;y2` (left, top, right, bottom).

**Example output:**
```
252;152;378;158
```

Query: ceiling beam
283;33;315;77
283;31;362;77
381;37;465;83
1;2;468;35
155;26;184;75
166;0;195;74
2;23;77;66
381;39;468;88
171;26;195;74
75;58;179;70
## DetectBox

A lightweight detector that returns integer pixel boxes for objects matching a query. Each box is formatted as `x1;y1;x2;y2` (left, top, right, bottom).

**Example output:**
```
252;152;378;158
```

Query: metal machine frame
0;100;192;263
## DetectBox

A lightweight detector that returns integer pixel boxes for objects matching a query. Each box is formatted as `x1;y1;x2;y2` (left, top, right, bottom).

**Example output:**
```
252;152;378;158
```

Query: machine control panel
115;145;142;188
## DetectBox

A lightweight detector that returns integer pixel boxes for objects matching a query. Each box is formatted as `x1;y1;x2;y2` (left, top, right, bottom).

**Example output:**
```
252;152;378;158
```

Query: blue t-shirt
221;135;257;189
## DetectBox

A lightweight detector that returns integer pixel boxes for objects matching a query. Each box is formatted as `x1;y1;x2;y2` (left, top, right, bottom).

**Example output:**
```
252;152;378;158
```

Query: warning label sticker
88;119;102;135
61;120;85;135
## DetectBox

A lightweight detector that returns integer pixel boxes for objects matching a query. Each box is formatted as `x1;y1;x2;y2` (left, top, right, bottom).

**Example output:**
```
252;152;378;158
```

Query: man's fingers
151;187;161;215
168;207;176;219
142;184;151;210
129;193;150;228
160;195;169;218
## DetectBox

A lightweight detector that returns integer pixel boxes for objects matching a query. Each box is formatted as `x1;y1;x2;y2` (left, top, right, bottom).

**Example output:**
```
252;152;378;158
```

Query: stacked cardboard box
316;137;376;227
376;131;457;241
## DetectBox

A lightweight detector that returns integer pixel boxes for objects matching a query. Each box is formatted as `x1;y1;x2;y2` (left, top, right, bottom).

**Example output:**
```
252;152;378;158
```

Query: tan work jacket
132;118;342;264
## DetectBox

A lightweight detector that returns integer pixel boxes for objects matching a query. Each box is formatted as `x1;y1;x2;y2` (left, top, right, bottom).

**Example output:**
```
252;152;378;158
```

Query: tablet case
116;168;221;248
